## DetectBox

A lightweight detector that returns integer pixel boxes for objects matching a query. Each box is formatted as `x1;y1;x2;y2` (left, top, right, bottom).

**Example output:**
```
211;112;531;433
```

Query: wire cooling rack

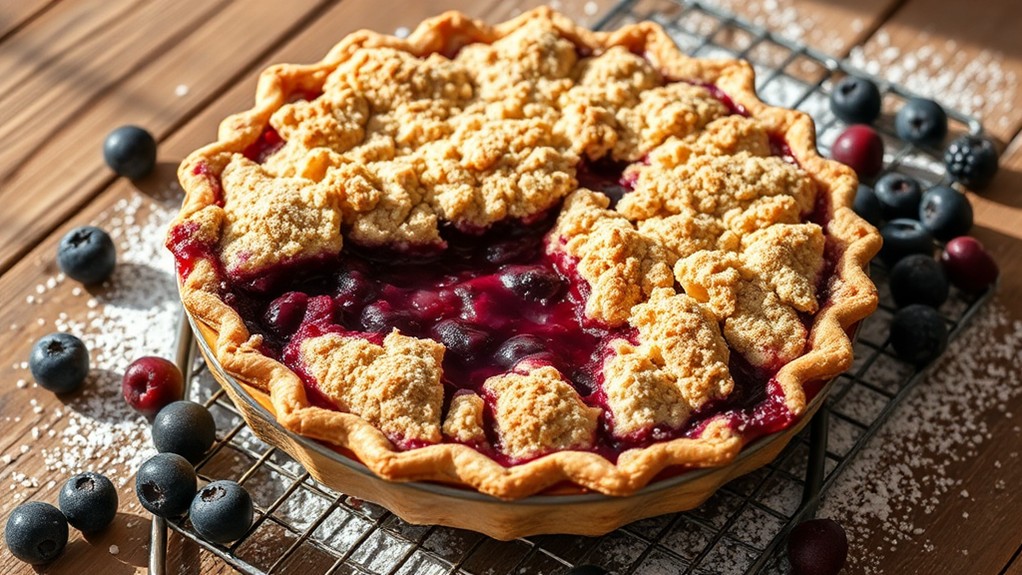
162;1;994;573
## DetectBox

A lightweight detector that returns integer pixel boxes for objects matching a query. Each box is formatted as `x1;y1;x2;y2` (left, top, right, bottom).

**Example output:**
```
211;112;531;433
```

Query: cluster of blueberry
7;133;253;564
827;76;1000;369
828;76;999;190
135;431;255;547
4;473;118;564
4;398;251;565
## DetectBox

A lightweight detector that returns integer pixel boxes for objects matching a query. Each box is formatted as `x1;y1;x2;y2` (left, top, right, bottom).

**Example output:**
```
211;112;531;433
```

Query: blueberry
852;184;883;227
879;219;934;266
829;76;881;124
264;292;308;335
152;401;217;463
58;472;118;533
189;480;254;544
334;269;375;310
499;265;565;302
29;332;90;394
888;255;949;308
57;225;117;285
4;502;68;565
432;319;491;361
830;125;884;179
894;98;948;145
135;452;197;518
103;125;157;179
873;173;922;220
944;135;999;190
494;334;549;368
918;185;973;241
360;301;419;334
787;518;848;575
561;566;608;575
890;304;948;367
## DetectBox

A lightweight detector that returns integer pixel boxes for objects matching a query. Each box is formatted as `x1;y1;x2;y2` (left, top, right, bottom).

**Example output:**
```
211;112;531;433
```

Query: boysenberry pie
167;9;881;499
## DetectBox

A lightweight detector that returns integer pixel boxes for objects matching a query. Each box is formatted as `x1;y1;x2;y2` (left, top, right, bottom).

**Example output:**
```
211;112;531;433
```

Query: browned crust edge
170;7;881;499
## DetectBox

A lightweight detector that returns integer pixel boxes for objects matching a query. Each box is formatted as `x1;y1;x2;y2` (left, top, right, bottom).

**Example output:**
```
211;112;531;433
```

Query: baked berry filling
266;213;630;400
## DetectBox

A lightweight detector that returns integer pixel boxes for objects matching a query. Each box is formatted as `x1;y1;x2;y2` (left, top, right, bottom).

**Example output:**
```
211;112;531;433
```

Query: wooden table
1;0;1020;573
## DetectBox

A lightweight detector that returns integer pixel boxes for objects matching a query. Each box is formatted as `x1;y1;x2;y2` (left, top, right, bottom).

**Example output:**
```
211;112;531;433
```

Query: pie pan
188;312;836;540
169;7;882;534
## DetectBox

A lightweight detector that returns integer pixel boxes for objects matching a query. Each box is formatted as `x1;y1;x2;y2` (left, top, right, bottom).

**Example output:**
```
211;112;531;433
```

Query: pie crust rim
169;7;882;499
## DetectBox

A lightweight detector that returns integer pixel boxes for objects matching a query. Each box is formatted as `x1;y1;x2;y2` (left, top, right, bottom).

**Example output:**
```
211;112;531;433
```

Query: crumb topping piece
442;392;487;445
550;190;674;326
674;223;825;368
219;157;343;279
603;289;733;436
483;366;600;461
299;332;445;444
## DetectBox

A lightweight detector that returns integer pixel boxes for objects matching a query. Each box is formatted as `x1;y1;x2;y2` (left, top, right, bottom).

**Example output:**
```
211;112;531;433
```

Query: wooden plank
830;312;1022;575
0;0;59;40
0;0;330;277
849;0;1022;144
968;135;1022;316
1004;551;1022;575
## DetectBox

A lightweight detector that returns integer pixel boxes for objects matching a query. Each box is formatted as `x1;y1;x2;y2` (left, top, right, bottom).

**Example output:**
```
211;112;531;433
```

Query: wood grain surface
0;0;1020;573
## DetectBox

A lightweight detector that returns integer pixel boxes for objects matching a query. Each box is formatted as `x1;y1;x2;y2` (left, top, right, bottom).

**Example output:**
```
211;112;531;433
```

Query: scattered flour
849;31;1019;134
13;193;181;492
819;303;1022;574
705;0;853;56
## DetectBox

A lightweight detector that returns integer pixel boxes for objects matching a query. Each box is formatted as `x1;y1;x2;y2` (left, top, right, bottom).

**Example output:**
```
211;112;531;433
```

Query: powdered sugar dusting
23;194;180;488
707;0;849;55
820;303;1022;574
850;32;1019;134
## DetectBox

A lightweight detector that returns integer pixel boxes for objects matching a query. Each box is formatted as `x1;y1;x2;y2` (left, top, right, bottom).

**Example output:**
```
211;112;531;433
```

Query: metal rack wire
161;1;994;572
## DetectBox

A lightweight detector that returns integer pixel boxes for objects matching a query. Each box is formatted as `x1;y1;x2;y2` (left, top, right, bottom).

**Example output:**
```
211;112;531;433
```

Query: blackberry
944;135;998;190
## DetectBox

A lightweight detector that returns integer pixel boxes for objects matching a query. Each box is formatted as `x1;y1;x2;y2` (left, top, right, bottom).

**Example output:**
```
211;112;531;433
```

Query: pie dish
167;8;881;500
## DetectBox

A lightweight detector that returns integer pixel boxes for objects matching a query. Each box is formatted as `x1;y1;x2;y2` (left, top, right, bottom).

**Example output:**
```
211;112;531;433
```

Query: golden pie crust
168;8;881;499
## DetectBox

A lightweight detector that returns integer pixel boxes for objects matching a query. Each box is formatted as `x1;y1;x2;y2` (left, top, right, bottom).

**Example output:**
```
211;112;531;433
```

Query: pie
166;8;881;499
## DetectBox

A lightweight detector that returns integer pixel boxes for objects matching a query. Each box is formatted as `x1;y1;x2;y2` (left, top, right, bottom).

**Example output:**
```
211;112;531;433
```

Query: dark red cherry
941;236;999;293
432;319;492;361
831;125;884;178
361;301;419;334
787;518;848;575
494;334;548;368
335;269;375;310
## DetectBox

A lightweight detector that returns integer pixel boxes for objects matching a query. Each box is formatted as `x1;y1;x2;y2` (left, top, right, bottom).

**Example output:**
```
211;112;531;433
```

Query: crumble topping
603;289;733;437
617;151;815;225
442;392;487;444
674;222;825;368
193;12;833;462
213;14;738;271
549;190;674;326
483;366;600;461
219;157;342;279
298;332;445;444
